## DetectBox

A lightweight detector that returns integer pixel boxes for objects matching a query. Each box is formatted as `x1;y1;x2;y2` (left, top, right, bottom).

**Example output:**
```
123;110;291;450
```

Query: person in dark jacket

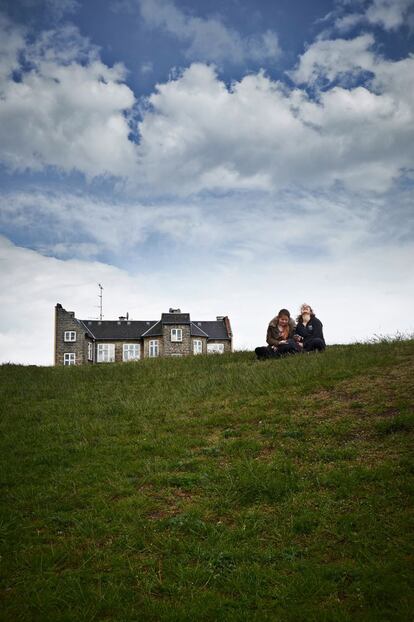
255;308;299;359
295;304;325;352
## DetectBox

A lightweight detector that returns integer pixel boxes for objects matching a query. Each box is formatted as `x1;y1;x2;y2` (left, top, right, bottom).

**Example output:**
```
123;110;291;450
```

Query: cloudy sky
1;0;413;365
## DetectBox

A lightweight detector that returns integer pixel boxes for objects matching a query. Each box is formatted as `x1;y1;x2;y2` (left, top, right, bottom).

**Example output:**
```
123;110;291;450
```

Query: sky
0;0;413;365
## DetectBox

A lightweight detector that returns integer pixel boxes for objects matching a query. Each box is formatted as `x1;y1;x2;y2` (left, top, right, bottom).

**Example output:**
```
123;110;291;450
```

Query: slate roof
141;320;163;338
80;320;157;339
161;313;190;324
77;320;95;339
194;320;231;340
78;315;231;340
190;322;209;338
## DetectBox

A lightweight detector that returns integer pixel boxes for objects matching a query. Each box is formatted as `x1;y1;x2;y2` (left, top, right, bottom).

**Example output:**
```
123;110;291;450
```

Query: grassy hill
1;340;413;621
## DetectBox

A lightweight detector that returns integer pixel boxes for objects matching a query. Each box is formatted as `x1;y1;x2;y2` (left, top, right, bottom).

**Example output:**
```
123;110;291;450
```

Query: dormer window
171;328;182;342
64;331;76;342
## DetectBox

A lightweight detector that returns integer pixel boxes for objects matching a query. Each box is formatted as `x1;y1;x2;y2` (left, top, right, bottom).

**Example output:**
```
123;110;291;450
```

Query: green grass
0;341;413;621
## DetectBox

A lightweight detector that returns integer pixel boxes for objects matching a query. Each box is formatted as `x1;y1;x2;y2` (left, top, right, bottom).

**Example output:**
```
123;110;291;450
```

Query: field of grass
1;340;413;621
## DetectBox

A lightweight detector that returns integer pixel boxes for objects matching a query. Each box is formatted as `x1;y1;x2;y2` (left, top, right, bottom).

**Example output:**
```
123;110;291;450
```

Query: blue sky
0;0;413;364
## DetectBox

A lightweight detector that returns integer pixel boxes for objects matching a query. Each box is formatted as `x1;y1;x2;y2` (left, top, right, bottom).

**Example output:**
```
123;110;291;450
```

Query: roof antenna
98;283;104;320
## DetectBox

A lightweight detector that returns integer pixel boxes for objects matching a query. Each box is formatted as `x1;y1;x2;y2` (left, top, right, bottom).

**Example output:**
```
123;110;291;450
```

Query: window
123;343;140;361
97;343;115;363
88;342;93;361
171;328;183;342
207;343;225;354
149;340;159;358
64;331;76;342
64;353;76;365
193;340;202;355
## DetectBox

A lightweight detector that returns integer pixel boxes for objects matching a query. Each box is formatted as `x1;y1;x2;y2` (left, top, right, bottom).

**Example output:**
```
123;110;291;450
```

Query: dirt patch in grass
304;359;413;426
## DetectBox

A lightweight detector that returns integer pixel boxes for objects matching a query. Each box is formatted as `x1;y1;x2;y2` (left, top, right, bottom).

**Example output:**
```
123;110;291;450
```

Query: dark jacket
295;316;325;346
266;317;296;347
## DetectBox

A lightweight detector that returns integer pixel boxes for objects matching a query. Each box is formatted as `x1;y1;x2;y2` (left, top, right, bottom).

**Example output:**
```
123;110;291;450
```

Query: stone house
54;304;233;366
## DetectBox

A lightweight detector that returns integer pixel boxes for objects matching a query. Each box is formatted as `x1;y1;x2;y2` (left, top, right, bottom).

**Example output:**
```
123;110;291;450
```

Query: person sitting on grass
294;303;326;353
255;308;299;359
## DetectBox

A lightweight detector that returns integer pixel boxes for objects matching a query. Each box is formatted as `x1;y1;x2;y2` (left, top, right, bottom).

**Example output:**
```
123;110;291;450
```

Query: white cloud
335;0;414;32
1;231;413;365
135;52;414;193
0;11;413;197
0;14;25;80
0;17;137;178
363;0;414;30
0;191;219;257
138;0;281;64
289;34;376;85
4;182;407;265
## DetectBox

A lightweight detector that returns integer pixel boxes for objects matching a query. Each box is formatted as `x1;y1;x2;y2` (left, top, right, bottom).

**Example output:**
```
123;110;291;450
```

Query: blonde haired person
295;304;325;352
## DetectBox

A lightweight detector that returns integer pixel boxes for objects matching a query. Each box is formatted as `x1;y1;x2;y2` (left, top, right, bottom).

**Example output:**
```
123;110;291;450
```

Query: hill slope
1;341;413;621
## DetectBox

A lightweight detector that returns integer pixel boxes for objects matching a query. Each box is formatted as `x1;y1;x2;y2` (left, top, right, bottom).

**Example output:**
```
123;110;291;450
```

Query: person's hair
277;308;290;319
296;303;314;323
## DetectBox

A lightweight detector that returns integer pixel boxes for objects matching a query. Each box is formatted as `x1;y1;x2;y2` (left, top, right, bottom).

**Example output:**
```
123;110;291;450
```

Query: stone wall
162;324;192;357
191;336;207;355
143;336;164;359
207;339;232;353
55;304;87;366
92;340;144;363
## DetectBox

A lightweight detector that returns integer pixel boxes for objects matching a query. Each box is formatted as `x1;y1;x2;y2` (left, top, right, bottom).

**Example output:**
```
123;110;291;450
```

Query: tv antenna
98;283;104;320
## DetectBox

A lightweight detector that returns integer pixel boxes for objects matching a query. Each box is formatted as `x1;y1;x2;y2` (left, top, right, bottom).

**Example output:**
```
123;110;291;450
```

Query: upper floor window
64;331;76;342
149;340;159;358
97;343;115;363
171;328;183;342
193;340;202;355
123;343;140;361
207;343;225;354
64;353;76;366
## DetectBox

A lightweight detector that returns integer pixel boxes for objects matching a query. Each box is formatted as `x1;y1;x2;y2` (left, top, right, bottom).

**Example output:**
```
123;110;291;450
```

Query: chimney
223;316;232;338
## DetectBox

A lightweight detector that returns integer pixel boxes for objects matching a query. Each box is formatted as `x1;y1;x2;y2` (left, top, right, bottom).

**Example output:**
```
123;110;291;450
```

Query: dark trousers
255;340;299;359
303;338;325;352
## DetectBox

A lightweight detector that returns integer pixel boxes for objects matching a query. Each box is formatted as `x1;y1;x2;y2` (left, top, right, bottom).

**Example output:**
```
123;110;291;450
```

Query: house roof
194;320;231;340
80;320;157;339
161;313;190;324
141;320;163;338
190;322;209;338
78;314;231;341
77;319;95;339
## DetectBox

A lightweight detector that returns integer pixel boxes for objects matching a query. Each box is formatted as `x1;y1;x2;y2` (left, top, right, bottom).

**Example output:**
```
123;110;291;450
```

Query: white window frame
170;328;183;342
149;340;159;358
207;343;225;354
64;331;76;342
193;339;203;355
123;343;141;361
88;342;93;362
97;343;115;363
64;352;76;366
